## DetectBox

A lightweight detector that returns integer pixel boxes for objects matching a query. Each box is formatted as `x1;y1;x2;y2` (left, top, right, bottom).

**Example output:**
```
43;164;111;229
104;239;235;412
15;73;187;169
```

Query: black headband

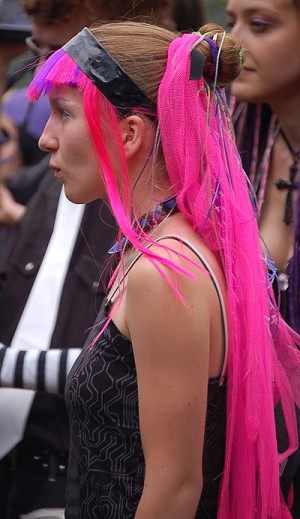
63;27;155;114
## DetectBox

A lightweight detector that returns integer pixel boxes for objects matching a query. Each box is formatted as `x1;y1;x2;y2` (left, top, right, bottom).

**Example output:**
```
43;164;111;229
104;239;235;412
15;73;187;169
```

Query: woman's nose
229;20;242;39
38;120;58;152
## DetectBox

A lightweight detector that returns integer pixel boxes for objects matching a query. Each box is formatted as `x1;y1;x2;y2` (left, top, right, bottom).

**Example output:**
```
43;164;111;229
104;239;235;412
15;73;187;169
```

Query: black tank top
65;237;227;518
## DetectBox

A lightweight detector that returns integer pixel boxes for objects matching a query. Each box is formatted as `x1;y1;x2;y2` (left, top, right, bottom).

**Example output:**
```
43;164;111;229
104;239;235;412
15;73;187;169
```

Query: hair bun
196;23;242;86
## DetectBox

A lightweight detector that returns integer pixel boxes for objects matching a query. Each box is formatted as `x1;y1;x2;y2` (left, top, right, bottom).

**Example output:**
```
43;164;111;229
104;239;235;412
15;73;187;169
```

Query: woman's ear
119;115;146;159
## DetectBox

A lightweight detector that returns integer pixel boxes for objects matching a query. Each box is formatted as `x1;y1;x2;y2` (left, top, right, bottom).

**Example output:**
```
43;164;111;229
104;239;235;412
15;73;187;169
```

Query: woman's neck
131;175;175;220
270;92;300;150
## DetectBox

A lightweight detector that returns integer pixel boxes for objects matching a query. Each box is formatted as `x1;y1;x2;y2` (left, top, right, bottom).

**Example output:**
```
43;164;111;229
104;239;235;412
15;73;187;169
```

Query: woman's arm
0;344;80;394
123;243;219;519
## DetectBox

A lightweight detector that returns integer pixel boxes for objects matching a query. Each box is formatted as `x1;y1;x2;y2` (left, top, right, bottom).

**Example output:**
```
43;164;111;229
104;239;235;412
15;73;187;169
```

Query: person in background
2;17;300;519
0;0;94;257
0;0;33;258
0;0;31;100
0;0;31;203
225;0;300;516
0;0;98;204
0;2;206;518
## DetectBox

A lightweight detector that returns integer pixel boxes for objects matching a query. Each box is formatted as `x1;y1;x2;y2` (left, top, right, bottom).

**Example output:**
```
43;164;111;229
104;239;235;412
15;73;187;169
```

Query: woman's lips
49;163;61;178
240;66;254;74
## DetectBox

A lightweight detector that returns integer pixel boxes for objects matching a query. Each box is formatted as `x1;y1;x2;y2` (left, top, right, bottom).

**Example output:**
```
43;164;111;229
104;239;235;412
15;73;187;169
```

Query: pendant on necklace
275;129;300;225
278;271;289;292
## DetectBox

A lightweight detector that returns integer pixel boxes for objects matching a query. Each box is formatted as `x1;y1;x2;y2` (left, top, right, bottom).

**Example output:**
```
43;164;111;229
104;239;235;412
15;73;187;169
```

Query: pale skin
226;0;300;272
39;85;227;518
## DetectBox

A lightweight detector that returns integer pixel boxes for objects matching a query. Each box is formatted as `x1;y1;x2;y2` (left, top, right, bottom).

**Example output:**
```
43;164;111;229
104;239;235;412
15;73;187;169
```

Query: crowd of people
0;0;300;518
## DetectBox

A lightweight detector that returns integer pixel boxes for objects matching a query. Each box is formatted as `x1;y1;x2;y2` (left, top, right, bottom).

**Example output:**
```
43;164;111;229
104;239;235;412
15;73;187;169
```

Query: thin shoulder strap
159;235;228;380
106;248;149;303
107;234;228;380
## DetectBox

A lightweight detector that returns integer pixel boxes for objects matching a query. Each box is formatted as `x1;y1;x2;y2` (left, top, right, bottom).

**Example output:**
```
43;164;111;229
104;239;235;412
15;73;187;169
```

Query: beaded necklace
108;196;178;254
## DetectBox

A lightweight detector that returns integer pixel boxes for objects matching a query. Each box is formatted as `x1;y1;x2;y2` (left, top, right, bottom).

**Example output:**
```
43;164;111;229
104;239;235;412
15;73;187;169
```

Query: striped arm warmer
0;344;80;394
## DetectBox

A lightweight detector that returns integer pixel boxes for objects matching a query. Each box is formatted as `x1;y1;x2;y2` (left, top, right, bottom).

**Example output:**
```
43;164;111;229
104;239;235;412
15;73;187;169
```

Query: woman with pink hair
1;19;300;518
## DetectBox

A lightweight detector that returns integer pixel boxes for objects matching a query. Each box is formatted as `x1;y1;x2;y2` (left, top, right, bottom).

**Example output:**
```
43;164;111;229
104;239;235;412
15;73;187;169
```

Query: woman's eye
226;15;273;33
249;18;272;32
60;108;71;117
226;17;235;30
53;107;71;118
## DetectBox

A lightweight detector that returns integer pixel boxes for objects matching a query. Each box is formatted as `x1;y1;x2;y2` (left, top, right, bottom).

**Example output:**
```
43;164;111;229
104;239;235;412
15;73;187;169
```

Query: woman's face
226;0;300;107
39;86;105;204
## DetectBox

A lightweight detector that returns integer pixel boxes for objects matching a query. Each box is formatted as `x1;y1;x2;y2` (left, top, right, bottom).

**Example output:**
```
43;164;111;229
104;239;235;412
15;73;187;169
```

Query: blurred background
205;0;227;25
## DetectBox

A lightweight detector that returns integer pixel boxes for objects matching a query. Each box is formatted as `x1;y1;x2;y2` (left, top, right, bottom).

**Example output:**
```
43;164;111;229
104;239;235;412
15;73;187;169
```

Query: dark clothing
232;102;297;329
0;173;116;353
6;154;50;206
65;301;227;519
0;446;68;518
2;87;49;173
0;172;117;517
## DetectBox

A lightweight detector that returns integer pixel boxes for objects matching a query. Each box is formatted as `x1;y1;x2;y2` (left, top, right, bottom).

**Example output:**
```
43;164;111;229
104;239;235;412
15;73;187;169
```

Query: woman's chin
231;80;266;105
64;188;101;205
63;189;85;205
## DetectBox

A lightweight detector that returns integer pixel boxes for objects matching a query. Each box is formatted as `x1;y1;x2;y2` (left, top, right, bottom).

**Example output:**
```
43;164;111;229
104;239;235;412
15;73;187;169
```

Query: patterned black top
65;301;227;519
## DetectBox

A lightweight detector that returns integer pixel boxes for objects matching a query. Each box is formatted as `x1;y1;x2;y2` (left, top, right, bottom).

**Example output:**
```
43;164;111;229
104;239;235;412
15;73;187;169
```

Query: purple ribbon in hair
189;34;219;80
203;37;218;64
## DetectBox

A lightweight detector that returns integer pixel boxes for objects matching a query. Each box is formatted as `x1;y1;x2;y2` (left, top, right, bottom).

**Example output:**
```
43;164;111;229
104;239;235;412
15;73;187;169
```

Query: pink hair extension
158;33;300;518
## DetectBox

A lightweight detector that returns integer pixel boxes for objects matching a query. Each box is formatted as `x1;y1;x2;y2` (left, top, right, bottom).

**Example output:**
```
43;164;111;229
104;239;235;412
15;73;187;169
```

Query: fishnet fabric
158;33;300;519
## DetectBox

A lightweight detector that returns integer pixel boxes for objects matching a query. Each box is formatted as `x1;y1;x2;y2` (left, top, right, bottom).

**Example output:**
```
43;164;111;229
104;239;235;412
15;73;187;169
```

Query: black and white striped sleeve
0;344;80;394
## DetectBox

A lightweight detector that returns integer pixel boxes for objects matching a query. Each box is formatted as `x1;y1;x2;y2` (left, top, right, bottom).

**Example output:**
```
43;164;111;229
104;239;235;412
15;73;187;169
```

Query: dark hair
22;0;207;32
21;0;85;24
232;100;300;333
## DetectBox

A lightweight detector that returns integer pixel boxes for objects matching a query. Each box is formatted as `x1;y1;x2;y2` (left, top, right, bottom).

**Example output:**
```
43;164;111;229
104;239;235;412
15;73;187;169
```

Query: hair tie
203;36;218;65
